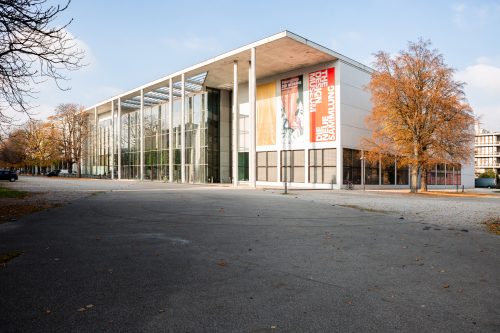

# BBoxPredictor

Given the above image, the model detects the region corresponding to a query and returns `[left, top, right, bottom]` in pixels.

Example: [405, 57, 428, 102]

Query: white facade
[83, 31, 474, 189]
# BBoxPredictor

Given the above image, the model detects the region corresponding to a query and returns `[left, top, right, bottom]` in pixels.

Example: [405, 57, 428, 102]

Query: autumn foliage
[0, 104, 89, 175]
[364, 39, 475, 192]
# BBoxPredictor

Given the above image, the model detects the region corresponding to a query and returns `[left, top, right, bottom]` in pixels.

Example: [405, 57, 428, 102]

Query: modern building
[474, 125, 500, 177]
[83, 31, 474, 189]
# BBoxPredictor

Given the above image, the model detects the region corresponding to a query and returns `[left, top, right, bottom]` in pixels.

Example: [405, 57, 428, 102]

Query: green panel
[238, 152, 249, 181]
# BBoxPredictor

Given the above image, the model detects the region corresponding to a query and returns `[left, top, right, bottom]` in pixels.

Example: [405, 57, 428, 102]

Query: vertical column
[140, 89, 145, 181]
[94, 107, 97, 175]
[232, 61, 239, 187]
[444, 164, 447, 185]
[394, 157, 397, 185]
[249, 47, 257, 188]
[181, 73, 186, 183]
[169, 78, 174, 183]
[110, 100, 115, 180]
[117, 98, 122, 180]
[361, 151, 365, 190]
[379, 156, 382, 185]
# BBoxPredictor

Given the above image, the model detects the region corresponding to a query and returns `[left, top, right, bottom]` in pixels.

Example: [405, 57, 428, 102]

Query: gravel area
[281, 188, 500, 230]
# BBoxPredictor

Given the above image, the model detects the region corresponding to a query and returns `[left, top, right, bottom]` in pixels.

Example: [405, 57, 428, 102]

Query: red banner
[309, 67, 336, 142]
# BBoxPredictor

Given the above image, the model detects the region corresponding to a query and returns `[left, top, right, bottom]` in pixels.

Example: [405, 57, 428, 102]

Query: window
[281, 150, 305, 183]
[365, 159, 379, 185]
[381, 161, 395, 185]
[309, 148, 337, 184]
[343, 148, 361, 184]
[436, 164, 446, 185]
[257, 151, 277, 182]
[238, 152, 249, 181]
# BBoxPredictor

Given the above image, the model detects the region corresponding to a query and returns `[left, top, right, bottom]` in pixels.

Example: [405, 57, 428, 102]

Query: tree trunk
[420, 168, 428, 192]
[77, 161, 81, 178]
[410, 165, 419, 193]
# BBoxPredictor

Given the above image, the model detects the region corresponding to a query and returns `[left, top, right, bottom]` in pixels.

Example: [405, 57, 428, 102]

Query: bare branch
[0, 0, 85, 127]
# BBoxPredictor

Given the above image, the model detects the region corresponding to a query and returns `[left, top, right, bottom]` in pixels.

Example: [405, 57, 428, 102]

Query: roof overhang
[86, 31, 372, 114]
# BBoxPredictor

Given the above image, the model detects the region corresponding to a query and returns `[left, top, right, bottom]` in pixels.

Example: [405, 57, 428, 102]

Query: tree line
[0, 104, 89, 176]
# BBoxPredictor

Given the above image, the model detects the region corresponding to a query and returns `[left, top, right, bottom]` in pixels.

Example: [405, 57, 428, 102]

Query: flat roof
[85, 31, 373, 113]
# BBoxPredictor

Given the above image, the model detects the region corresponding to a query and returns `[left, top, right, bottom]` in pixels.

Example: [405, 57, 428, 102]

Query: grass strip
[0, 186, 28, 199]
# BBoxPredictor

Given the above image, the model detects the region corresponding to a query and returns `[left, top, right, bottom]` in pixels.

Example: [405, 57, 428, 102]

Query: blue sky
[30, 0, 500, 131]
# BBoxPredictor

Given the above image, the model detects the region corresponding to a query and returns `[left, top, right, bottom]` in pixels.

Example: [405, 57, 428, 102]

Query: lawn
[0, 186, 28, 199]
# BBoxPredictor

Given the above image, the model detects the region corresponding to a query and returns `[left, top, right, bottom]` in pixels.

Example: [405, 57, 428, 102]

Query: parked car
[59, 169, 77, 176]
[0, 170, 18, 182]
[47, 170, 60, 177]
[475, 177, 497, 188]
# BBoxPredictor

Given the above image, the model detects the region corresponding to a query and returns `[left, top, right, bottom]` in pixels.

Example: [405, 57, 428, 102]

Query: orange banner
[309, 68, 336, 142]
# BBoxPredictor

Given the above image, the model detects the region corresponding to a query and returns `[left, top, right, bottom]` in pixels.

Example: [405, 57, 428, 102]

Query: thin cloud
[451, 2, 498, 28]
[456, 60, 500, 131]
[457, 62, 500, 94]
[452, 3, 466, 25]
[162, 35, 220, 52]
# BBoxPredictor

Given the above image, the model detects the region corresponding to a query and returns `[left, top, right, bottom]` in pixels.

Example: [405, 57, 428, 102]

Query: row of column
[94, 47, 257, 187]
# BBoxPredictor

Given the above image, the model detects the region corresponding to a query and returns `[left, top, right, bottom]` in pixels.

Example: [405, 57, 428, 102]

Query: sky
[18, 0, 500, 131]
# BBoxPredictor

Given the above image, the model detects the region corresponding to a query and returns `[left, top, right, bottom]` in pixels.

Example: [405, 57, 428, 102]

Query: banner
[256, 82, 277, 146]
[280, 75, 304, 145]
[309, 68, 336, 142]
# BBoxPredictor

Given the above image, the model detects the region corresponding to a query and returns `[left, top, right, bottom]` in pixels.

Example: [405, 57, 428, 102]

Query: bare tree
[0, 0, 84, 127]
[51, 103, 89, 177]
[363, 39, 475, 192]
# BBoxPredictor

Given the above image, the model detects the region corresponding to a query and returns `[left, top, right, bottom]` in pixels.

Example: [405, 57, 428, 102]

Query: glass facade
[206, 88, 221, 183]
[381, 161, 396, 185]
[342, 148, 461, 186]
[396, 165, 409, 185]
[184, 88, 220, 183]
[426, 164, 461, 185]
[121, 107, 141, 179]
[365, 159, 379, 185]
[343, 148, 362, 184]
[143, 104, 169, 181]
[97, 116, 112, 176]
[91, 88, 221, 183]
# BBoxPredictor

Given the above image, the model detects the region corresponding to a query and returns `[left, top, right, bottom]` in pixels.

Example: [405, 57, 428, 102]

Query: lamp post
[360, 153, 366, 191]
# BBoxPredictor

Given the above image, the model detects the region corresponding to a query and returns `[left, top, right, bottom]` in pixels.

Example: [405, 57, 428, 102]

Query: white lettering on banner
[309, 70, 328, 109]
[309, 68, 336, 142]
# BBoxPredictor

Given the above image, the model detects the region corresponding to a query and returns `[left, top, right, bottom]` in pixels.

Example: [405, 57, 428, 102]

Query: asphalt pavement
[0, 178, 499, 332]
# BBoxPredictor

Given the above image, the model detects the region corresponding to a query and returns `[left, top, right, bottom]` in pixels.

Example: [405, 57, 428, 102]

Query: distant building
[82, 31, 475, 188]
[474, 124, 500, 177]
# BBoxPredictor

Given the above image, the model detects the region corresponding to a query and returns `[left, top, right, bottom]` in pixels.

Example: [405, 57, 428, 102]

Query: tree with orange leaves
[364, 39, 475, 193]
